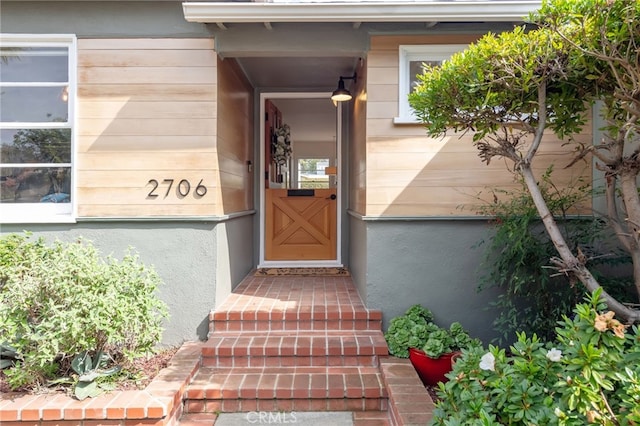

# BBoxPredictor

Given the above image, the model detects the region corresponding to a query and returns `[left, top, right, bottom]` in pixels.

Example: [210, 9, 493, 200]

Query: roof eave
[182, 1, 542, 24]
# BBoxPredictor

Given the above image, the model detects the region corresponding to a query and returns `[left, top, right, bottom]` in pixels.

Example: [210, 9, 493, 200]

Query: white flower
[479, 352, 495, 371]
[546, 348, 563, 362]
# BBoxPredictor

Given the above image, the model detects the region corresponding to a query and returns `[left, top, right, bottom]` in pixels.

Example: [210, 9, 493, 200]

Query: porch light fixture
[331, 73, 357, 102]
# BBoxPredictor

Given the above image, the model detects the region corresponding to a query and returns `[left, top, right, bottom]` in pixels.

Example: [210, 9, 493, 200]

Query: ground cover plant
[384, 304, 481, 358]
[0, 233, 169, 399]
[430, 289, 640, 425]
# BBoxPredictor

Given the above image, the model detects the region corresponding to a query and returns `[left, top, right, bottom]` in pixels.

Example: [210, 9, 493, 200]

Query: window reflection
[0, 87, 69, 122]
[1, 167, 71, 203]
[298, 158, 330, 189]
[409, 60, 440, 93]
[1, 129, 72, 163]
[0, 47, 68, 82]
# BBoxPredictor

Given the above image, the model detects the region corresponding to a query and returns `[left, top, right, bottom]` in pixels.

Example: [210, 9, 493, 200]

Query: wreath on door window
[272, 124, 292, 166]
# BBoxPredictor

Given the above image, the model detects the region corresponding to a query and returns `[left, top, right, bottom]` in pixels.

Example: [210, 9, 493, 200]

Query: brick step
[184, 366, 388, 414]
[210, 318, 382, 333]
[201, 330, 388, 368]
[209, 308, 382, 333]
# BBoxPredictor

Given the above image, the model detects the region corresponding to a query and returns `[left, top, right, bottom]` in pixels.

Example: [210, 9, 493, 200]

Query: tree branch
[523, 85, 547, 166]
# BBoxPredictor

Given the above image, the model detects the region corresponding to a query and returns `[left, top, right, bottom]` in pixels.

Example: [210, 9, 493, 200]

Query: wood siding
[349, 59, 368, 216]
[365, 35, 593, 217]
[77, 38, 253, 218]
[216, 57, 254, 215]
[77, 38, 217, 217]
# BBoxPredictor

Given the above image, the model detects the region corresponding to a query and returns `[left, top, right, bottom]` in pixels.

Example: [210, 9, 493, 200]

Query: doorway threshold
[258, 260, 344, 269]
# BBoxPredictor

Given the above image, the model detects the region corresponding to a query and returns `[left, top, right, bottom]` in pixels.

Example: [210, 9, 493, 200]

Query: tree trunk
[520, 164, 640, 323]
[619, 169, 640, 300]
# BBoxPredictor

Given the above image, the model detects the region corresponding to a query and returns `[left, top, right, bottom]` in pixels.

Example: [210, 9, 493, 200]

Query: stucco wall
[0, 221, 252, 346]
[215, 214, 256, 306]
[348, 214, 368, 301]
[0, 1, 207, 37]
[363, 219, 503, 344]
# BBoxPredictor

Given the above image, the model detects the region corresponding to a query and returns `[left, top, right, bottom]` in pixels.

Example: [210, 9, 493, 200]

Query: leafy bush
[384, 304, 481, 358]
[475, 169, 633, 345]
[0, 233, 169, 391]
[431, 289, 640, 425]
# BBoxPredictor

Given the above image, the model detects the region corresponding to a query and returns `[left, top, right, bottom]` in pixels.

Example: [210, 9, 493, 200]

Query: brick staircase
[181, 274, 392, 422]
[0, 273, 435, 426]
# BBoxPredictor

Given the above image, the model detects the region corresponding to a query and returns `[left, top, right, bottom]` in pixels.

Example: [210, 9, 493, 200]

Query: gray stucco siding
[361, 218, 502, 344]
[0, 1, 209, 38]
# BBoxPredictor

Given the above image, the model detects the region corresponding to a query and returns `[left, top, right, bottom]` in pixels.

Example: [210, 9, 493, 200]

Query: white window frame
[0, 34, 77, 223]
[395, 44, 468, 124]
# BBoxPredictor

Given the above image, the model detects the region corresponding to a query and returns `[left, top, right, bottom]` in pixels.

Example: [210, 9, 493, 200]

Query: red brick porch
[0, 272, 435, 425]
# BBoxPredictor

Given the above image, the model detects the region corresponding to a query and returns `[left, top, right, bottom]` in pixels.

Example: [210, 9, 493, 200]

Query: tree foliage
[409, 0, 640, 323]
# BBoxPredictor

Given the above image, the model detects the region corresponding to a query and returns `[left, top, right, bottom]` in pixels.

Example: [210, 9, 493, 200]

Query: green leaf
[74, 380, 102, 400]
[71, 351, 93, 375]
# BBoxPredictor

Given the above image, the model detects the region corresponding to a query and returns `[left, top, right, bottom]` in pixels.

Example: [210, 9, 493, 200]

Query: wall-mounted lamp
[331, 73, 357, 102]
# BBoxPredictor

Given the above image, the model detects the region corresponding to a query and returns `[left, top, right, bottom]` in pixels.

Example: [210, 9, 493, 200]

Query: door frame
[258, 91, 343, 268]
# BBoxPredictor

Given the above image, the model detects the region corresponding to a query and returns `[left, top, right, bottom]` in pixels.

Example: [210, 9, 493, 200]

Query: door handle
[327, 194, 337, 200]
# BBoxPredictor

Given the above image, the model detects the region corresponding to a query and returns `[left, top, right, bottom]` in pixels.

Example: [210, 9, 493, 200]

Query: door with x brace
[265, 188, 337, 261]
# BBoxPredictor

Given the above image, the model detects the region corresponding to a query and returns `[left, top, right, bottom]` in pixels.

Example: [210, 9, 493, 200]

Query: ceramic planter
[408, 347, 461, 386]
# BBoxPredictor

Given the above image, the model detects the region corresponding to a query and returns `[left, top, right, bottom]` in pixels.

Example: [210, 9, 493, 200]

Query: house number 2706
[146, 179, 207, 199]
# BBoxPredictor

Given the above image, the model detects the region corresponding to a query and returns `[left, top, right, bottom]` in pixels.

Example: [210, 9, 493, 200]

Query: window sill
[393, 116, 422, 125]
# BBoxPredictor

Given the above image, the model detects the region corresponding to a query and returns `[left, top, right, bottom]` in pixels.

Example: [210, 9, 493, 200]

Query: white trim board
[183, 1, 542, 24]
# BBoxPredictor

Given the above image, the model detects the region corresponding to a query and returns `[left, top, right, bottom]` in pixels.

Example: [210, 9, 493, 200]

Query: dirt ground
[0, 346, 179, 395]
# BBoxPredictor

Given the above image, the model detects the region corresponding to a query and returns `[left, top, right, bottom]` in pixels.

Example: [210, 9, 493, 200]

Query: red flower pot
[408, 348, 461, 386]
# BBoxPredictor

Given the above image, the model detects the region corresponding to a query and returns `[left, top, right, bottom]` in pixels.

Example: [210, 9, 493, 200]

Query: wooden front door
[265, 188, 337, 260]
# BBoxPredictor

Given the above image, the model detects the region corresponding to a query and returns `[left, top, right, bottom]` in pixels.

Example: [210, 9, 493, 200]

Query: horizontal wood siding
[349, 59, 368, 216]
[216, 57, 254, 214]
[366, 35, 593, 217]
[77, 38, 218, 217]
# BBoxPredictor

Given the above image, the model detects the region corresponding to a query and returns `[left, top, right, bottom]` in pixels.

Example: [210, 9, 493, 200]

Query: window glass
[397, 45, 468, 122]
[298, 158, 330, 189]
[0, 48, 69, 82]
[0, 87, 69, 122]
[408, 60, 439, 96]
[1, 166, 71, 203]
[0, 35, 75, 220]
[1, 129, 72, 163]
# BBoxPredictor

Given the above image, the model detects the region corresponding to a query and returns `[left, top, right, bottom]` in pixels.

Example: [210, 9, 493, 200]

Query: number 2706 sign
[146, 179, 207, 199]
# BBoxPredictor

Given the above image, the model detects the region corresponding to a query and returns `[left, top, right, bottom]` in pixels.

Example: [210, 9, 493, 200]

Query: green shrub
[0, 233, 169, 391]
[475, 169, 633, 345]
[431, 289, 640, 425]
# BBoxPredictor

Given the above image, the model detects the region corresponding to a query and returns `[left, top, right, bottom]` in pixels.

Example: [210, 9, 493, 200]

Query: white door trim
[258, 92, 343, 268]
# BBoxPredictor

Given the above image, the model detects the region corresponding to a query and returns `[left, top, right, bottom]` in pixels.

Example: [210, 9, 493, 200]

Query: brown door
[265, 188, 337, 260]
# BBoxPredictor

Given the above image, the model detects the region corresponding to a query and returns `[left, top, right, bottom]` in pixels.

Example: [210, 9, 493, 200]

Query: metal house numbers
[146, 179, 207, 199]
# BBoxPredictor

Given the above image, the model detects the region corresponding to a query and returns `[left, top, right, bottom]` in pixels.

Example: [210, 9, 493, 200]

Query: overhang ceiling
[234, 56, 359, 91]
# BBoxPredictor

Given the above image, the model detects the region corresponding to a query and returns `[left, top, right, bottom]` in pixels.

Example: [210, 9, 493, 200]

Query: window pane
[0, 87, 69, 122]
[1, 129, 71, 163]
[298, 158, 329, 189]
[409, 60, 440, 93]
[1, 166, 71, 203]
[0, 47, 69, 82]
